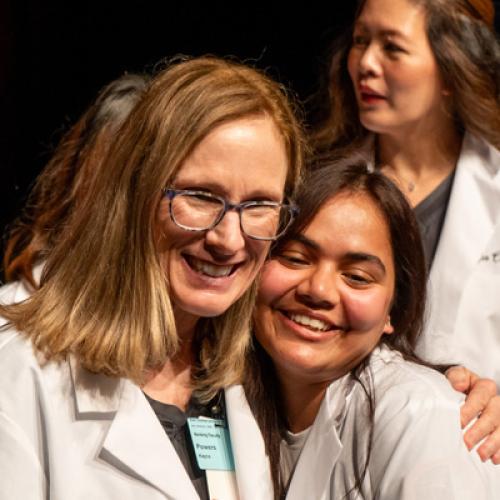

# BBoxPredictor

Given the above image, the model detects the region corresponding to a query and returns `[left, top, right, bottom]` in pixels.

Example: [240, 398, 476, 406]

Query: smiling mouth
[282, 311, 335, 333]
[185, 255, 239, 278]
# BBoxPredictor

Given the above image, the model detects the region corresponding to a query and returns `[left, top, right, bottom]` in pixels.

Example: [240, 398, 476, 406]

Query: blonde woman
[0, 56, 305, 500]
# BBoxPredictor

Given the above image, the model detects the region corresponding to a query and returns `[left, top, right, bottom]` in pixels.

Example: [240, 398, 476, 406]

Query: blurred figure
[2, 73, 149, 297]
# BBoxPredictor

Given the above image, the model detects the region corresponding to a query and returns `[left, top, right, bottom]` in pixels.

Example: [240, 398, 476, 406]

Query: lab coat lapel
[225, 385, 274, 500]
[70, 359, 200, 500]
[425, 133, 500, 353]
[285, 379, 349, 500]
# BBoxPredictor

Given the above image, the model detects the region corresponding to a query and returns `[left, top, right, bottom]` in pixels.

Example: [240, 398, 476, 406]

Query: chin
[359, 113, 393, 135]
[175, 293, 240, 319]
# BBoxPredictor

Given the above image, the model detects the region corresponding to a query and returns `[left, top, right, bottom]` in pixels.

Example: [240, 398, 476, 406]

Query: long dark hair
[244, 158, 451, 498]
[311, 0, 500, 156]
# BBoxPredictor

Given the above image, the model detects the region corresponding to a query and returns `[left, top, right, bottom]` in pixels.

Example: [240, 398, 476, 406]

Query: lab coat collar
[69, 358, 200, 500]
[285, 375, 355, 500]
[225, 385, 274, 500]
[427, 133, 500, 338]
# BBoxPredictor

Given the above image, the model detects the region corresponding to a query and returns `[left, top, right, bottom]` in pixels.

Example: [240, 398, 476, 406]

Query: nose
[204, 211, 246, 256]
[295, 263, 339, 310]
[357, 43, 382, 78]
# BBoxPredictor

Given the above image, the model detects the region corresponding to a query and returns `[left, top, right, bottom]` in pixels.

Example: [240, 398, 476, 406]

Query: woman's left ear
[383, 316, 394, 335]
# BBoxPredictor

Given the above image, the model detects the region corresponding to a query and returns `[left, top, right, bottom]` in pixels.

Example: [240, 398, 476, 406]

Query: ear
[383, 315, 394, 335]
[441, 88, 452, 97]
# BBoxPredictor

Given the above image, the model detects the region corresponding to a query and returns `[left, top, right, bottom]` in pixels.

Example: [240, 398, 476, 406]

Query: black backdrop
[0, 2, 356, 267]
[1, 2, 499, 272]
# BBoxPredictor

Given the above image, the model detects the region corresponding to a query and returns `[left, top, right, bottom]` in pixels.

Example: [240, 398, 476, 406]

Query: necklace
[382, 165, 417, 193]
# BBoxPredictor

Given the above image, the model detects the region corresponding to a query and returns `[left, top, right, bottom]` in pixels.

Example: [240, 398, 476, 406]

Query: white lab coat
[285, 346, 498, 500]
[0, 328, 274, 500]
[0, 263, 43, 305]
[416, 133, 500, 388]
[365, 132, 500, 387]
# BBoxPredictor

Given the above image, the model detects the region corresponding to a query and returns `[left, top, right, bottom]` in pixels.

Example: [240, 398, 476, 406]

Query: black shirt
[145, 394, 214, 500]
[414, 171, 455, 273]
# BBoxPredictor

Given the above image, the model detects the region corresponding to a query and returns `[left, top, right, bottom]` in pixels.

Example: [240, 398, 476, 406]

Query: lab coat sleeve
[0, 331, 47, 500]
[0, 411, 46, 500]
[369, 378, 495, 500]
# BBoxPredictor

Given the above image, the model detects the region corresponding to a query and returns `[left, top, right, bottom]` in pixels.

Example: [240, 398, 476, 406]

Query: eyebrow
[290, 235, 387, 274]
[172, 181, 282, 202]
[344, 252, 387, 274]
[291, 234, 321, 251]
[354, 22, 408, 41]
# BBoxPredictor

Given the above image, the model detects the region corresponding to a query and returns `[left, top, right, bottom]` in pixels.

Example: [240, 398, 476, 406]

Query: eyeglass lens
[170, 192, 291, 239]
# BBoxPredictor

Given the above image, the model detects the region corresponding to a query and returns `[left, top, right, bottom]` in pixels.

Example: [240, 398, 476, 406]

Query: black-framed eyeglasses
[163, 188, 298, 241]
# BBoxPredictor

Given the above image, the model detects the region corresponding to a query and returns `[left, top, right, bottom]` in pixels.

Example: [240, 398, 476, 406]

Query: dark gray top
[145, 393, 219, 500]
[414, 171, 455, 273]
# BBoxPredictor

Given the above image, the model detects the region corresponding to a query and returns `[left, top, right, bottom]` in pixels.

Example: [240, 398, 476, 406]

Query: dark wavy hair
[3, 73, 150, 288]
[312, 0, 500, 156]
[244, 158, 451, 499]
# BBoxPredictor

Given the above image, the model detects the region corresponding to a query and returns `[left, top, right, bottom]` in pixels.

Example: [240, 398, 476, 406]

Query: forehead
[303, 192, 393, 260]
[356, 0, 427, 37]
[174, 115, 288, 198]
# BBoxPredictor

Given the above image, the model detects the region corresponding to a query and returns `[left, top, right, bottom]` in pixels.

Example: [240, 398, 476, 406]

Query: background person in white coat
[311, 0, 500, 394]
[247, 161, 499, 499]
[0, 73, 150, 305]
[0, 56, 305, 500]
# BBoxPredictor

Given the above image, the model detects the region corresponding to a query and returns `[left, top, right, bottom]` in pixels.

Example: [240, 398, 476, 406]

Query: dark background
[0, 2, 356, 265]
[2, 2, 500, 270]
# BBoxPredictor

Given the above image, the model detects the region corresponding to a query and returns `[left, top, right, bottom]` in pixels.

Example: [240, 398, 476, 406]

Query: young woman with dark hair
[245, 160, 499, 499]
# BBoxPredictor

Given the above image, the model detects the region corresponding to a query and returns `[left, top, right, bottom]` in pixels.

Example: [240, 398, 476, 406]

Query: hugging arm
[446, 366, 500, 464]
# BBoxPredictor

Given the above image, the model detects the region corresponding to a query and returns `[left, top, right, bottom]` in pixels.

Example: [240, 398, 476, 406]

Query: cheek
[343, 289, 392, 330]
[250, 241, 272, 268]
[257, 261, 294, 303]
[391, 62, 440, 100]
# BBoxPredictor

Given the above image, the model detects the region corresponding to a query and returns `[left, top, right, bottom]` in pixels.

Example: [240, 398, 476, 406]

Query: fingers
[463, 395, 500, 463]
[459, 378, 497, 428]
[446, 366, 476, 394]
[476, 424, 500, 463]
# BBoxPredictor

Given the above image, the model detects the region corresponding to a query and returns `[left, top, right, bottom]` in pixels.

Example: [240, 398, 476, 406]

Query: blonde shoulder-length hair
[0, 56, 306, 398]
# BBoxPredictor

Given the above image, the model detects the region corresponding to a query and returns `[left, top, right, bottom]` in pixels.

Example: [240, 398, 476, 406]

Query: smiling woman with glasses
[0, 56, 305, 500]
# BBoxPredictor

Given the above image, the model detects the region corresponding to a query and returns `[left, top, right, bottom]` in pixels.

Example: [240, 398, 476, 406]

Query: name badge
[187, 417, 235, 471]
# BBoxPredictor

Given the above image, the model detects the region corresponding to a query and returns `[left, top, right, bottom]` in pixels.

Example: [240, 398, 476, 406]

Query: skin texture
[156, 116, 288, 337]
[255, 192, 395, 431]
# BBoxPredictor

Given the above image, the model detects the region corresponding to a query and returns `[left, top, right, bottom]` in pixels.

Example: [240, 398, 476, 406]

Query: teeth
[289, 313, 331, 332]
[190, 257, 233, 277]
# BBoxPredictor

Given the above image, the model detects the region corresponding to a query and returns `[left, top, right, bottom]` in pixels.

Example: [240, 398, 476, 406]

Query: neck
[142, 314, 199, 411]
[277, 370, 330, 433]
[377, 124, 462, 205]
